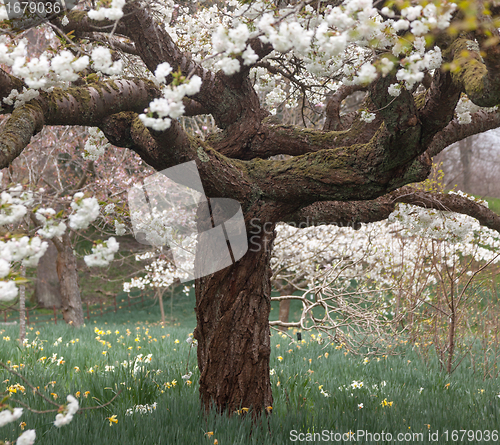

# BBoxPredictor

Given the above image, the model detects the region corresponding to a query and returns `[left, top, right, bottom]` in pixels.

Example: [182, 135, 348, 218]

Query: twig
[0, 361, 59, 407]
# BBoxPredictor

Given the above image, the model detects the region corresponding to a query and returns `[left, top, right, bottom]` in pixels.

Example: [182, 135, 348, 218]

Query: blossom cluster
[91, 47, 123, 76]
[0, 177, 48, 301]
[54, 395, 79, 427]
[139, 62, 202, 131]
[0, 393, 78, 444]
[455, 96, 498, 125]
[84, 237, 120, 267]
[0, 36, 123, 109]
[68, 192, 100, 230]
[83, 127, 111, 161]
[0, 38, 89, 93]
[88, 0, 125, 21]
[35, 208, 67, 239]
[0, 178, 118, 300]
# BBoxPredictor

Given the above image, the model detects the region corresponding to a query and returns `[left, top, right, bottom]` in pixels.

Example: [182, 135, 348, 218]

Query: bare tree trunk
[54, 233, 84, 327]
[158, 287, 165, 325]
[19, 265, 26, 345]
[277, 283, 295, 332]
[278, 299, 291, 332]
[459, 137, 473, 193]
[447, 300, 456, 374]
[194, 227, 275, 416]
[35, 239, 62, 308]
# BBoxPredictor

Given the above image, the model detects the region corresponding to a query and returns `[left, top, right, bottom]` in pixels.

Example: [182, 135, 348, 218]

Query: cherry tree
[2, 0, 500, 416]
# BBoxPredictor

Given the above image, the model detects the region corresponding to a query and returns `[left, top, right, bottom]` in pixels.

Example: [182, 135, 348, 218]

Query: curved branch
[323, 84, 366, 131]
[0, 78, 160, 169]
[448, 38, 500, 107]
[99, 111, 252, 201]
[427, 109, 500, 158]
[418, 68, 462, 147]
[233, 111, 380, 160]
[392, 188, 500, 233]
[0, 103, 44, 169]
[183, 98, 209, 117]
[0, 68, 24, 112]
[285, 186, 500, 234]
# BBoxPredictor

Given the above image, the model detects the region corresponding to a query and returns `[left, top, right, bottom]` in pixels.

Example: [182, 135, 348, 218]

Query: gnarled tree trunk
[194, 226, 275, 416]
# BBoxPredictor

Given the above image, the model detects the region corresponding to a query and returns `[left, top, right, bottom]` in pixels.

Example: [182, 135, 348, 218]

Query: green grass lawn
[1, 311, 499, 445]
[483, 196, 500, 215]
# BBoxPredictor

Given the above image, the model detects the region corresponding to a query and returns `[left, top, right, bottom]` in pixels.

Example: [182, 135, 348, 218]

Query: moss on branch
[0, 103, 44, 169]
[448, 38, 500, 107]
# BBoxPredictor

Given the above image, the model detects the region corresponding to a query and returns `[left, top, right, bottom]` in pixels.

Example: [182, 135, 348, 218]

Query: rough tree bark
[194, 226, 275, 416]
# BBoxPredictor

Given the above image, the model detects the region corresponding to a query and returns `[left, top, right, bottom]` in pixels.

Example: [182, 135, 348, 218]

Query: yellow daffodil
[106, 415, 118, 426]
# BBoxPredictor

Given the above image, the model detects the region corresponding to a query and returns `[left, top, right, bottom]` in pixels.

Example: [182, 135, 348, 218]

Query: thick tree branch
[0, 68, 24, 112]
[182, 98, 209, 117]
[0, 78, 160, 169]
[418, 68, 462, 147]
[427, 109, 500, 158]
[42, 79, 160, 126]
[392, 188, 500, 233]
[232, 108, 382, 160]
[323, 85, 366, 131]
[448, 37, 500, 107]
[368, 74, 423, 170]
[286, 186, 500, 234]
[0, 103, 44, 169]
[99, 111, 252, 201]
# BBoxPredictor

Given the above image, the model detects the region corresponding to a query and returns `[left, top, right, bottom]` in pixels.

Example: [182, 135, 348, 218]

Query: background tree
[3, 0, 500, 417]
